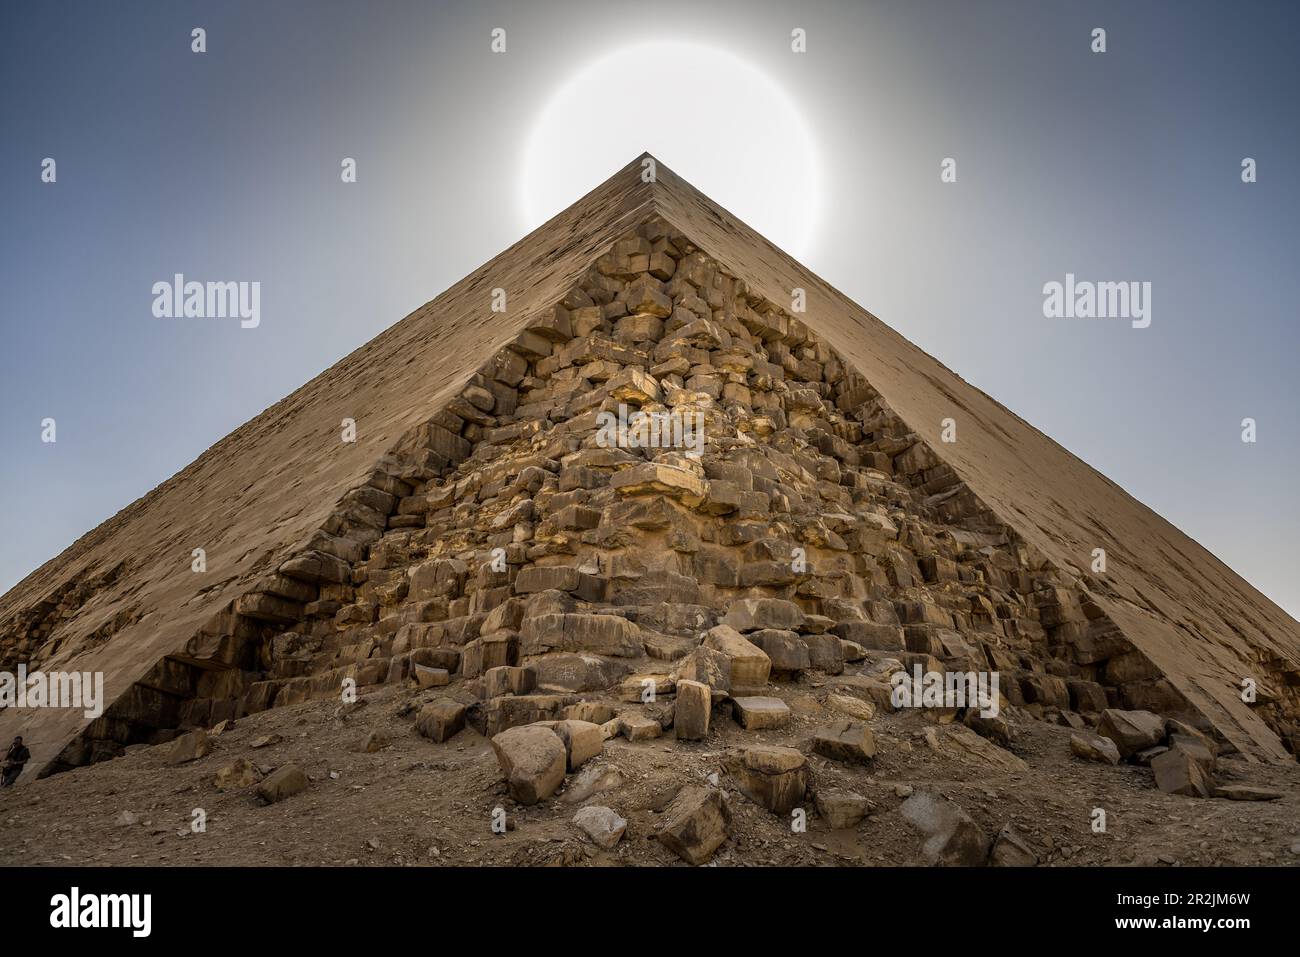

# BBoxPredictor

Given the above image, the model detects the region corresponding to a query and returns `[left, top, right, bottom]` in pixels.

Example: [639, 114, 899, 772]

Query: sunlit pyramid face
[520, 40, 822, 258]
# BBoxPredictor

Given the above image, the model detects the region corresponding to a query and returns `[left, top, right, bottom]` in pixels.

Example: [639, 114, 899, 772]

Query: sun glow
[520, 40, 822, 258]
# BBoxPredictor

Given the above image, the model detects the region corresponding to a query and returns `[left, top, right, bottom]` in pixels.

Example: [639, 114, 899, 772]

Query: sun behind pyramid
[1, 155, 1297, 785]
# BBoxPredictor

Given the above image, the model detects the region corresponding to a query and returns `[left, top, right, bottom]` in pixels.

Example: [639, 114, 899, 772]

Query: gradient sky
[2, 0, 1297, 618]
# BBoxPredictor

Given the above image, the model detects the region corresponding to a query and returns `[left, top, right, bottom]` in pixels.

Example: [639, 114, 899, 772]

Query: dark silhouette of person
[2, 736, 31, 787]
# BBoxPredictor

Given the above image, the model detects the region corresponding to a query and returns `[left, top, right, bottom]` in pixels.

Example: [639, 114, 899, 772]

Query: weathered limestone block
[408, 558, 468, 600]
[460, 631, 519, 677]
[895, 601, 954, 628]
[609, 462, 708, 507]
[833, 620, 905, 651]
[675, 679, 712, 740]
[236, 593, 304, 625]
[1097, 709, 1166, 758]
[412, 664, 450, 688]
[483, 665, 537, 698]
[722, 598, 805, 633]
[491, 725, 568, 804]
[702, 625, 771, 694]
[814, 789, 869, 829]
[352, 656, 387, 687]
[606, 367, 662, 404]
[520, 613, 643, 657]
[419, 422, 472, 464]
[989, 824, 1040, 867]
[551, 719, 604, 771]
[407, 643, 461, 679]
[257, 764, 309, 804]
[528, 304, 573, 342]
[469, 694, 573, 737]
[1019, 673, 1071, 710]
[483, 597, 527, 635]
[572, 805, 627, 848]
[305, 530, 367, 563]
[738, 560, 798, 587]
[619, 673, 675, 702]
[166, 728, 209, 765]
[1168, 733, 1216, 772]
[615, 312, 664, 343]
[625, 280, 673, 318]
[280, 550, 352, 585]
[727, 746, 808, 814]
[1212, 784, 1284, 801]
[490, 347, 530, 386]
[812, 719, 876, 764]
[1067, 679, 1109, 714]
[415, 699, 467, 742]
[618, 711, 663, 741]
[748, 630, 810, 675]
[213, 757, 262, 791]
[826, 693, 875, 722]
[731, 696, 791, 730]
[550, 505, 603, 532]
[900, 791, 990, 866]
[562, 702, 618, 727]
[1070, 730, 1121, 765]
[803, 632, 844, 674]
[919, 555, 958, 583]
[528, 652, 629, 692]
[656, 786, 731, 865]
[515, 565, 601, 599]
[1151, 747, 1213, 798]
[674, 646, 731, 695]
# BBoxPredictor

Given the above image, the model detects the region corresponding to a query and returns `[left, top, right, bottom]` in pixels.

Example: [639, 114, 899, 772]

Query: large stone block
[675, 679, 712, 741]
[415, 699, 467, 742]
[520, 613, 643, 657]
[748, 630, 810, 675]
[702, 625, 771, 693]
[727, 746, 808, 814]
[514, 565, 604, 602]
[257, 764, 309, 804]
[1151, 747, 1213, 798]
[1097, 709, 1166, 758]
[470, 694, 572, 737]
[731, 696, 791, 730]
[722, 598, 805, 633]
[812, 719, 876, 764]
[460, 631, 520, 677]
[814, 789, 869, 829]
[551, 719, 604, 771]
[900, 791, 990, 866]
[491, 725, 567, 804]
[527, 653, 626, 693]
[609, 463, 708, 506]
[656, 786, 731, 865]
[674, 646, 731, 695]
[803, 632, 844, 674]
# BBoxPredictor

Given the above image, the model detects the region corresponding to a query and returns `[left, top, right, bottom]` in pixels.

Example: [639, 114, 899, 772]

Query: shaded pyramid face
[2, 155, 1298, 783]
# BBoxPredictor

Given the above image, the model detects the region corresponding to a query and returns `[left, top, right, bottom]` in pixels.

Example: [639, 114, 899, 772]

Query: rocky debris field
[3, 677, 1297, 868]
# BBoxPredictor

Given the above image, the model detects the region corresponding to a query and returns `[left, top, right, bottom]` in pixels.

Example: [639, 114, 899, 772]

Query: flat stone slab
[1212, 784, 1283, 801]
[731, 696, 790, 730]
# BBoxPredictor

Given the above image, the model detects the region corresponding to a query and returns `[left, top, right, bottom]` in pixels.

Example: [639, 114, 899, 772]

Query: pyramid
[2, 154, 1298, 787]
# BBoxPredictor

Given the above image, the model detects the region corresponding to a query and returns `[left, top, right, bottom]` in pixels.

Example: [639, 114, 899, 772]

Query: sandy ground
[3, 676, 1296, 868]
